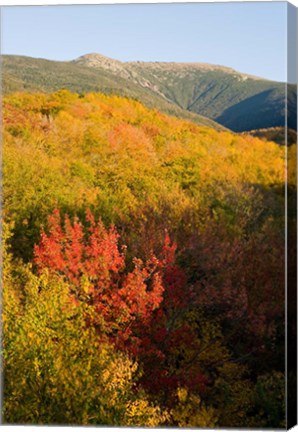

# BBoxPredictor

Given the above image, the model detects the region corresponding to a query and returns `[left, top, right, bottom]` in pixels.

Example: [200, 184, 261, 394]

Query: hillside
[3, 89, 289, 260]
[3, 90, 293, 427]
[124, 60, 296, 132]
[2, 53, 297, 132]
[1, 55, 224, 131]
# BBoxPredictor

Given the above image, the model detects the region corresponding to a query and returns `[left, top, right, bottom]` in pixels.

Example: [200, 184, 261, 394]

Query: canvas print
[1, 1, 297, 428]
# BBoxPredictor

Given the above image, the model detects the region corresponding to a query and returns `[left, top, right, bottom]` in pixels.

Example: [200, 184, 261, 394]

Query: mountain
[2, 53, 297, 132]
[1, 55, 224, 131]
[75, 54, 297, 133]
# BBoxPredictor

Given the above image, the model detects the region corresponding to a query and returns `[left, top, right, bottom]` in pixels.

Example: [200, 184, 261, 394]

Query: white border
[0, 0, 297, 6]
[0, 1, 297, 432]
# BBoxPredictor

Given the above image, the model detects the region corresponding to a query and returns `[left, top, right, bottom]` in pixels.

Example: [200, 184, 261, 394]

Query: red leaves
[34, 209, 67, 274]
[119, 257, 164, 321]
[34, 208, 208, 399]
[34, 208, 125, 288]
[34, 208, 165, 345]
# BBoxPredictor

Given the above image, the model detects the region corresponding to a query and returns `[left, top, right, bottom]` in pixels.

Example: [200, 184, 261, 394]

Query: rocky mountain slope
[3, 53, 297, 132]
[2, 54, 225, 130]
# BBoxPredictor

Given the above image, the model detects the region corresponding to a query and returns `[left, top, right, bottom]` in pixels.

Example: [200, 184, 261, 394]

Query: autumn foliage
[3, 90, 292, 427]
[34, 208, 165, 347]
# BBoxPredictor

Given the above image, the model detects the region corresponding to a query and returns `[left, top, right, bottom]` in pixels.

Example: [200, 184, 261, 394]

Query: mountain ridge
[74, 52, 269, 81]
[2, 53, 297, 132]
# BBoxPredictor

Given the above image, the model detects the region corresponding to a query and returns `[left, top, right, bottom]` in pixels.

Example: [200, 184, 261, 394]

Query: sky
[1, 2, 288, 82]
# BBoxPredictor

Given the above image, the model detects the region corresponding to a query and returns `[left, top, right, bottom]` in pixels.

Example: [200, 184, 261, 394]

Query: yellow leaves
[2, 88, 290, 428]
[80, 275, 92, 295]
[177, 387, 188, 403]
[3, 252, 168, 425]
[33, 358, 41, 378]
[55, 110, 86, 153]
[108, 124, 157, 169]
[102, 355, 137, 394]
[172, 387, 218, 428]
[125, 399, 169, 427]
[3, 90, 286, 251]
[3, 260, 149, 425]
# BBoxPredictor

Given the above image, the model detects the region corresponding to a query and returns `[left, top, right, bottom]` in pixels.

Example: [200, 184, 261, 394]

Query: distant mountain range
[2, 53, 297, 132]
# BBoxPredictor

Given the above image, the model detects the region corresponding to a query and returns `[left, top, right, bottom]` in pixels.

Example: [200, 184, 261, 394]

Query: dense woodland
[2, 90, 295, 427]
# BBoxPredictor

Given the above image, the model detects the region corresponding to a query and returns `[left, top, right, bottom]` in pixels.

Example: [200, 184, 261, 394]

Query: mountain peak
[75, 52, 118, 62]
[74, 52, 123, 65]
[73, 52, 128, 75]
[74, 53, 263, 81]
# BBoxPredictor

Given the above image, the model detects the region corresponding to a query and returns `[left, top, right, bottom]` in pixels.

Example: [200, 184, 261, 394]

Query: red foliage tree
[34, 209, 207, 401]
[34, 209, 165, 344]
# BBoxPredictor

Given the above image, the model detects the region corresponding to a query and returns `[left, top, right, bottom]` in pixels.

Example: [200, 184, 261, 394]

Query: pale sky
[1, 2, 289, 82]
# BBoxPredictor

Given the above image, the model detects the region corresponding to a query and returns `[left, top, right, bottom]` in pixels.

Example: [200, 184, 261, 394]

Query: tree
[34, 209, 165, 347]
[3, 230, 167, 426]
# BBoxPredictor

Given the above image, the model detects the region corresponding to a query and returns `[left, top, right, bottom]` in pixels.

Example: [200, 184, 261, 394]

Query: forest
[2, 90, 295, 427]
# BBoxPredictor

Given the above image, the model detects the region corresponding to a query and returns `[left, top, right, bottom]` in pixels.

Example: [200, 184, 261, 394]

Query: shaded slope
[126, 61, 296, 131]
[216, 88, 288, 132]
